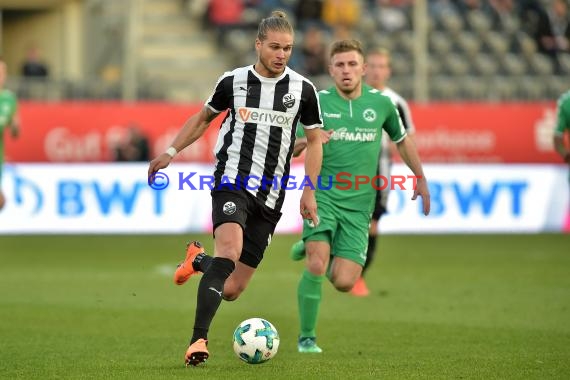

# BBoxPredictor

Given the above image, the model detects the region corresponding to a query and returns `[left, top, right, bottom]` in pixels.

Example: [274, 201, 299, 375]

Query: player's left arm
[396, 137, 430, 215]
[384, 99, 430, 216]
[390, 98, 415, 155]
[293, 129, 333, 157]
[293, 126, 308, 157]
[298, 83, 324, 226]
[301, 127, 322, 225]
[396, 98, 415, 138]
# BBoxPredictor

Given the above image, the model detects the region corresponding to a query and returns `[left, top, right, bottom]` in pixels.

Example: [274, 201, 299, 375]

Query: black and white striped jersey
[206, 65, 322, 211]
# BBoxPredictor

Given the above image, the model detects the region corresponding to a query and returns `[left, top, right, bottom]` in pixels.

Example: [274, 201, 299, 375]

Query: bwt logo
[147, 172, 422, 191]
[5, 167, 167, 217]
[57, 180, 165, 216]
[5, 167, 43, 214]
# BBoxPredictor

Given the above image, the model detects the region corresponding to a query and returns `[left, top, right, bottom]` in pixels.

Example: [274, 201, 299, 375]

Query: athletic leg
[190, 222, 240, 342]
[297, 239, 329, 353]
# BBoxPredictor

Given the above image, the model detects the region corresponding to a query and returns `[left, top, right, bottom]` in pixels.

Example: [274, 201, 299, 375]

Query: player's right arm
[382, 96, 430, 216]
[147, 106, 219, 177]
[148, 72, 231, 177]
[168, 106, 219, 154]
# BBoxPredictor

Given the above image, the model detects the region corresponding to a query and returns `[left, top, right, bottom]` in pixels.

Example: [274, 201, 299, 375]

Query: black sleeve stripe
[299, 80, 322, 127]
[395, 103, 411, 131]
[208, 74, 233, 112]
[236, 71, 262, 181]
[257, 75, 289, 204]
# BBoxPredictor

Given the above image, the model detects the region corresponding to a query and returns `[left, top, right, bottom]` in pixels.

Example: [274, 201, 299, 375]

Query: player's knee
[305, 248, 329, 275]
[214, 225, 243, 261]
[222, 292, 240, 301]
[306, 258, 327, 276]
[330, 273, 357, 292]
[332, 280, 353, 293]
[216, 243, 241, 262]
[223, 283, 244, 301]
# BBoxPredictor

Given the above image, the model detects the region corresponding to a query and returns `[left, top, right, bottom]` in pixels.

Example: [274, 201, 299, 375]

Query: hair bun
[271, 10, 287, 19]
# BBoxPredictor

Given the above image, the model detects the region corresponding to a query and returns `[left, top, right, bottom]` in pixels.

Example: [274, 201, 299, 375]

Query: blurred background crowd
[1, 0, 569, 102]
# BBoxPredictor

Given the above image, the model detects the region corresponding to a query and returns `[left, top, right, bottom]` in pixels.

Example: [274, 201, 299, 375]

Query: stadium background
[0, 1, 569, 379]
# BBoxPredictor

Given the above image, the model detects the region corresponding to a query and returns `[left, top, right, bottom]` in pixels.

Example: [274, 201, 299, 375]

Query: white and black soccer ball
[232, 317, 280, 364]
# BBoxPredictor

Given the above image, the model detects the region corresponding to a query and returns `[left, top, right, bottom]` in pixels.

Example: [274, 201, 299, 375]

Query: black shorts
[372, 190, 387, 221]
[372, 154, 392, 221]
[211, 188, 282, 268]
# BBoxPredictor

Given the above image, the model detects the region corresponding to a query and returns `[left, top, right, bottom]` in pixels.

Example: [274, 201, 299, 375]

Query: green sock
[298, 269, 324, 338]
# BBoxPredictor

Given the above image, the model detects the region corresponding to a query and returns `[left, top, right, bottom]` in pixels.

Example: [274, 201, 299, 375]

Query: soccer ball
[232, 317, 280, 364]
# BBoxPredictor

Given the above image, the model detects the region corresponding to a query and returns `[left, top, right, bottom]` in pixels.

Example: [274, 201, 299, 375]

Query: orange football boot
[173, 241, 205, 285]
[350, 277, 370, 297]
[185, 338, 209, 366]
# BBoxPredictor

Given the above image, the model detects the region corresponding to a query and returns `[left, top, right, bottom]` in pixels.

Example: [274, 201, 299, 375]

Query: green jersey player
[554, 90, 570, 171]
[291, 40, 430, 353]
[0, 57, 20, 211]
[553, 90, 570, 231]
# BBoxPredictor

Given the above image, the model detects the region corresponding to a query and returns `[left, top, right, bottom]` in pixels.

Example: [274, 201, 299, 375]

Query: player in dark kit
[147, 11, 323, 366]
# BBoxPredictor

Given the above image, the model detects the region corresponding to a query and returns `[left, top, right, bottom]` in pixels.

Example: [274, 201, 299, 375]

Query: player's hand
[412, 176, 431, 216]
[320, 129, 333, 144]
[300, 189, 319, 227]
[10, 126, 19, 138]
[147, 153, 172, 184]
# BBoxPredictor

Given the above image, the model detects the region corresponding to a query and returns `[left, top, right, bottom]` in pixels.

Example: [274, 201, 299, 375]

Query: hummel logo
[208, 287, 222, 297]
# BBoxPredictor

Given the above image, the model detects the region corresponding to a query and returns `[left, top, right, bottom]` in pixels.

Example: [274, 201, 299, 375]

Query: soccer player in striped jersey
[291, 40, 430, 353]
[350, 47, 418, 296]
[147, 11, 323, 366]
[0, 57, 20, 211]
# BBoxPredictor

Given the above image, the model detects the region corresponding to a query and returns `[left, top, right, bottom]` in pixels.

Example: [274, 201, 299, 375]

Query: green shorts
[302, 202, 370, 266]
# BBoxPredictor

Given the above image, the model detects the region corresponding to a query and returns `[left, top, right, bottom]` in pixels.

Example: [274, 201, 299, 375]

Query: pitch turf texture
[0, 234, 568, 379]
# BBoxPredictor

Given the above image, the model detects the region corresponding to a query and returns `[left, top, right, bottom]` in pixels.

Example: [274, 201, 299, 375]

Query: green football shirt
[555, 90, 570, 135]
[0, 89, 18, 164]
[313, 84, 406, 212]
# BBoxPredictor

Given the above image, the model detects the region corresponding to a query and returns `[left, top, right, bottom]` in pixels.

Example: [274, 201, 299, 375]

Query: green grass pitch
[0, 233, 569, 379]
